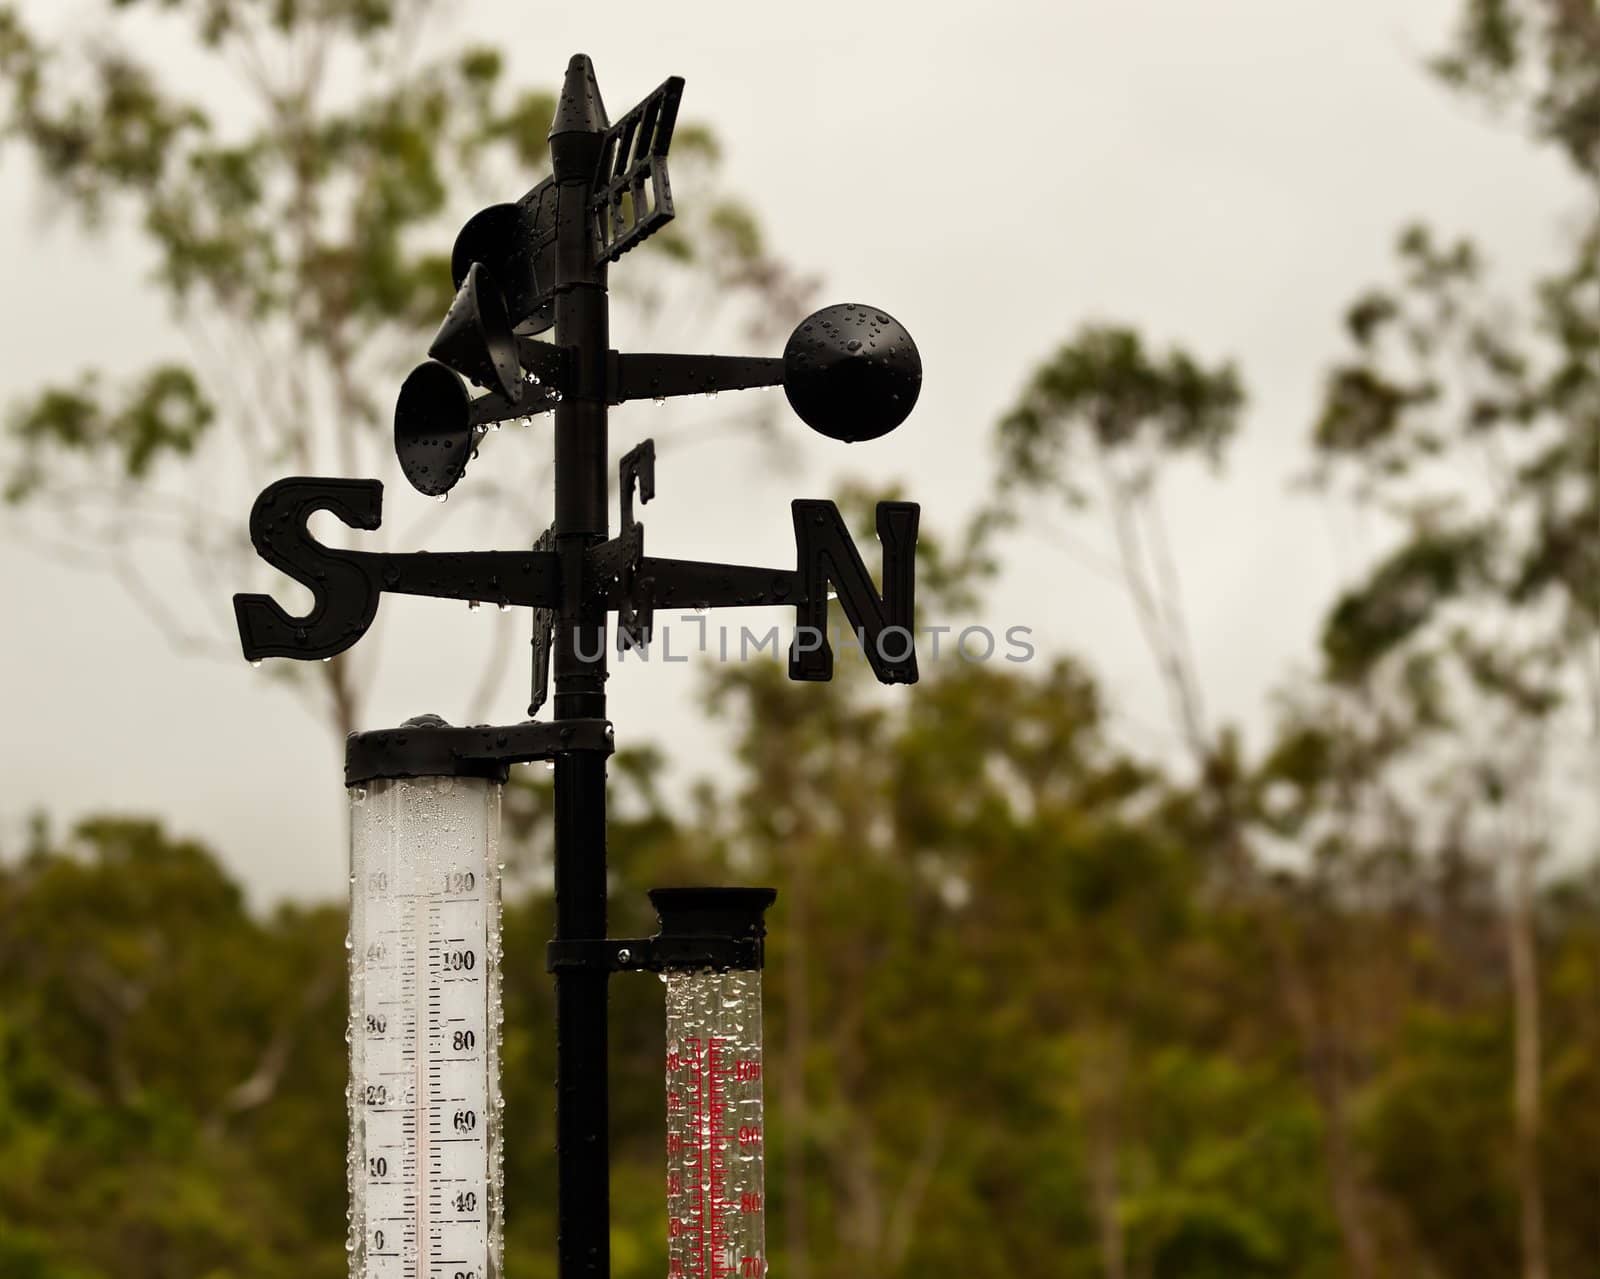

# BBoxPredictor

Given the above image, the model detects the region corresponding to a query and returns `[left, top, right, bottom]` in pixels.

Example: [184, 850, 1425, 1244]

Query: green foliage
[0, 0, 559, 500]
[997, 324, 1245, 504]
[1321, 524, 1489, 683]
[0, 818, 348, 1277]
[1365, 1011, 1520, 1274]
[5, 367, 214, 502]
[1309, 213, 1597, 711]
[1432, 0, 1600, 182]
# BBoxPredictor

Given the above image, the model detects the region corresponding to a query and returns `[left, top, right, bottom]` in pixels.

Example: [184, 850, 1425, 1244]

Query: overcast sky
[0, 0, 1584, 905]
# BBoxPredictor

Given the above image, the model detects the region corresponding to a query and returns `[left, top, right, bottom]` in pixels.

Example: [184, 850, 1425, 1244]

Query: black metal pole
[549, 54, 611, 1279]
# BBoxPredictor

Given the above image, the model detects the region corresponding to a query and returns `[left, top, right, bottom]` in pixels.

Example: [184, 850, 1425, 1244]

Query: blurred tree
[0, 0, 812, 737]
[1433, 0, 1600, 183]
[1295, 6, 1599, 1276]
[984, 6, 1600, 1275]
[994, 324, 1244, 764]
[681, 634, 1352, 1279]
[0, 817, 348, 1277]
[1306, 221, 1596, 1279]
[987, 324, 1402, 1279]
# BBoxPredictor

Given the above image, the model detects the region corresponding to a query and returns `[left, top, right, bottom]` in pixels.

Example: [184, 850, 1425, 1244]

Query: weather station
[234, 54, 924, 1279]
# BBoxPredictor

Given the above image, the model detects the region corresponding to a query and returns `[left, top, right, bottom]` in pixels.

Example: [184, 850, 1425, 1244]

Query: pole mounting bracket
[345, 713, 613, 786]
[546, 887, 776, 975]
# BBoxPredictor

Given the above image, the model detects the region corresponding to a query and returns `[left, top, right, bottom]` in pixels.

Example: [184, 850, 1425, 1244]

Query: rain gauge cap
[649, 887, 777, 942]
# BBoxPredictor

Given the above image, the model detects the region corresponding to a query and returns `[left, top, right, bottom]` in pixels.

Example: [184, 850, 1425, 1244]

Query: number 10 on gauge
[348, 776, 504, 1279]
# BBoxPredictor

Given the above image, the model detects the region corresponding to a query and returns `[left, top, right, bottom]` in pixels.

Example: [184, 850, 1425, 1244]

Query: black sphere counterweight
[783, 303, 922, 442]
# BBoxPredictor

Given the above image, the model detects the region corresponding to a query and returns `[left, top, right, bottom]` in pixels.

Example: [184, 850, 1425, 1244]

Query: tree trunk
[1219, 799, 1380, 1279]
[1262, 911, 1379, 1279]
[1315, 1046, 1380, 1279]
[1081, 1032, 1128, 1279]
[1508, 837, 1548, 1279]
[1098, 474, 1380, 1278]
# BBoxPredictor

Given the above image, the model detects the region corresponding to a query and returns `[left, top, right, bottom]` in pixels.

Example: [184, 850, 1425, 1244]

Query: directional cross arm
[352, 550, 559, 610]
[236, 480, 919, 684]
[232, 476, 561, 662]
[616, 558, 802, 611]
[462, 339, 570, 428]
[579, 486, 920, 685]
[437, 345, 787, 429]
[516, 338, 571, 387]
[468, 382, 565, 429]
[609, 354, 784, 404]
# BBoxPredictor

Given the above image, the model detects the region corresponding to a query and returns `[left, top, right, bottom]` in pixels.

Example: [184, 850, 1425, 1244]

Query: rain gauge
[664, 970, 767, 1279]
[654, 891, 774, 1279]
[340, 739, 774, 1279]
[347, 772, 505, 1279]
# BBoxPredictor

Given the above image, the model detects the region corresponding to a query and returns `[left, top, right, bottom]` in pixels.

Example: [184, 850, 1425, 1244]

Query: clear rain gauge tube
[653, 888, 774, 1279]
[348, 771, 504, 1279]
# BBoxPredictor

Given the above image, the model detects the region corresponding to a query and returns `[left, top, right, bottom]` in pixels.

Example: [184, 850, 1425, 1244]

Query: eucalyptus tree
[1301, 5, 1598, 1273]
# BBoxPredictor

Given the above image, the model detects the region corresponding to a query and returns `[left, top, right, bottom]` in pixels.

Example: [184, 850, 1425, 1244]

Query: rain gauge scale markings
[665, 971, 766, 1279]
[350, 777, 504, 1279]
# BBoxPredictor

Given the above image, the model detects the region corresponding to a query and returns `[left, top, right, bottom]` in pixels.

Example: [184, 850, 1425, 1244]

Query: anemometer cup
[429, 262, 522, 401]
[451, 202, 553, 336]
[394, 360, 474, 497]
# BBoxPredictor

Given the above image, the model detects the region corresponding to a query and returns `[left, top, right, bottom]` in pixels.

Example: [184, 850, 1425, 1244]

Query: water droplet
[436, 493, 449, 503]
[498, 602, 511, 613]
[322, 656, 333, 662]
[250, 659, 263, 668]
[653, 396, 666, 406]
[468, 600, 481, 611]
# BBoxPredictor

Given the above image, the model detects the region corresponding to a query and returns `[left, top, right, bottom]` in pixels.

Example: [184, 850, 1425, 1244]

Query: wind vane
[234, 53, 923, 1279]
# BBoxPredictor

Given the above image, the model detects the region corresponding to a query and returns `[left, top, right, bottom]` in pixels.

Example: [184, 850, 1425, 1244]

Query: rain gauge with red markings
[664, 971, 767, 1279]
[644, 890, 775, 1279]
